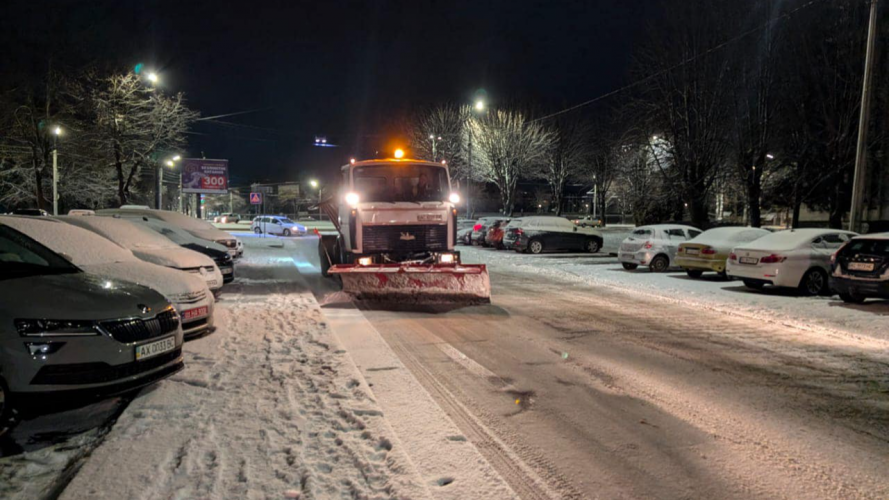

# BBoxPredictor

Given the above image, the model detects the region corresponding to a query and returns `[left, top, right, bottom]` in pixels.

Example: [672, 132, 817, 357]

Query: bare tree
[635, 0, 735, 227]
[88, 72, 198, 206]
[469, 109, 553, 216]
[406, 104, 470, 175]
[535, 116, 589, 215]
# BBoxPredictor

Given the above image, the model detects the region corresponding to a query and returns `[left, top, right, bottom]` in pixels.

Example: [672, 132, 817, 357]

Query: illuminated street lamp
[52, 126, 63, 215]
[159, 155, 182, 211]
[147, 72, 159, 84]
[309, 180, 322, 219]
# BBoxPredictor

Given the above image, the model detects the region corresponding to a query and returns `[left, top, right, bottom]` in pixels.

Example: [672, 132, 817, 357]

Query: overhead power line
[530, 0, 828, 123]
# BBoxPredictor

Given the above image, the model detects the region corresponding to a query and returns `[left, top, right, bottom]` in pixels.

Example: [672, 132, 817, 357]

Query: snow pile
[58, 245, 431, 500]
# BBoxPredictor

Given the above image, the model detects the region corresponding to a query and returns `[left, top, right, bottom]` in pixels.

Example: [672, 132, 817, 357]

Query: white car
[618, 224, 702, 272]
[251, 215, 307, 236]
[726, 228, 858, 296]
[1, 216, 215, 338]
[59, 216, 224, 294]
[97, 208, 238, 257]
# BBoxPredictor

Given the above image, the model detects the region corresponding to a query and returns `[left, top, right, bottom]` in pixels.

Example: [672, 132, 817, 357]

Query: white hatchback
[618, 224, 702, 272]
[726, 228, 858, 296]
[251, 216, 307, 236]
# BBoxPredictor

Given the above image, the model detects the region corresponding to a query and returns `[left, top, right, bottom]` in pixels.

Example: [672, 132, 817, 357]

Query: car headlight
[15, 319, 99, 337]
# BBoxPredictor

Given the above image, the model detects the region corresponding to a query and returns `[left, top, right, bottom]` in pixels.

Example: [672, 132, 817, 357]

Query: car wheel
[254, 227, 262, 234]
[622, 263, 638, 270]
[529, 239, 544, 254]
[743, 279, 765, 290]
[839, 292, 867, 304]
[799, 268, 828, 296]
[283, 229, 291, 237]
[686, 269, 704, 279]
[585, 239, 601, 253]
[649, 255, 669, 272]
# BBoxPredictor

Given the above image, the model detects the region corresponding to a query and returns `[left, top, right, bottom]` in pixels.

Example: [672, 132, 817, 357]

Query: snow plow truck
[317, 154, 491, 305]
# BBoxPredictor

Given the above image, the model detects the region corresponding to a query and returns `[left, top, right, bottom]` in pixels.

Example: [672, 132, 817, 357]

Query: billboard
[182, 159, 229, 194]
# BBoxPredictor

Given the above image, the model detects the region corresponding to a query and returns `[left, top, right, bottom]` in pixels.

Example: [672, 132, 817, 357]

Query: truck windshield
[352, 164, 449, 202]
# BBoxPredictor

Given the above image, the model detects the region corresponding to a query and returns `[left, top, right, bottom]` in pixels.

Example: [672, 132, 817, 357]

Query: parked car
[457, 218, 476, 231]
[97, 208, 238, 257]
[213, 213, 241, 223]
[618, 224, 702, 272]
[10, 208, 49, 216]
[829, 232, 889, 303]
[472, 217, 507, 246]
[485, 221, 507, 249]
[457, 227, 474, 245]
[512, 216, 604, 254]
[675, 226, 771, 278]
[60, 216, 224, 293]
[572, 215, 602, 228]
[726, 228, 857, 296]
[252, 215, 307, 236]
[104, 215, 235, 283]
[0, 222, 184, 425]
[1, 216, 215, 338]
[501, 219, 524, 250]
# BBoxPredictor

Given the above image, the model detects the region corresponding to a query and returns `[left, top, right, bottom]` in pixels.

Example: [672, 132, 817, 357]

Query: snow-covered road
[306, 242, 889, 500]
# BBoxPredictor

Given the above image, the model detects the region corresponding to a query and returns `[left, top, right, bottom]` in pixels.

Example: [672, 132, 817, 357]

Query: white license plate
[183, 306, 208, 321]
[685, 248, 700, 255]
[849, 262, 875, 271]
[136, 336, 176, 361]
[418, 214, 442, 221]
[221, 268, 233, 275]
[739, 257, 758, 265]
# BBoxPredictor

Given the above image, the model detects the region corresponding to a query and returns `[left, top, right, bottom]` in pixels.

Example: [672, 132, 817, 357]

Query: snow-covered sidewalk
[464, 246, 889, 346]
[58, 241, 431, 500]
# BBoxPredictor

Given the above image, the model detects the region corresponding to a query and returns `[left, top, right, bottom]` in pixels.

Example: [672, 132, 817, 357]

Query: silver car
[0, 224, 184, 425]
[618, 224, 702, 272]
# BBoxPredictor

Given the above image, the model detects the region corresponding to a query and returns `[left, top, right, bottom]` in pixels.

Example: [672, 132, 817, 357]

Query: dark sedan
[510, 216, 604, 254]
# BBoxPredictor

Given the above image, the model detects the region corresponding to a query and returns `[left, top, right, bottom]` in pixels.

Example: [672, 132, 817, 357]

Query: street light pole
[51, 126, 61, 215]
[849, 0, 879, 233]
[465, 99, 485, 219]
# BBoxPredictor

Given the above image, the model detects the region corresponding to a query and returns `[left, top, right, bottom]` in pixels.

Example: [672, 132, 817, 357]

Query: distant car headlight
[15, 319, 99, 337]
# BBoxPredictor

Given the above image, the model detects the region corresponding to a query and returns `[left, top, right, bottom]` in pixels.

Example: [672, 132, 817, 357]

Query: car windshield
[352, 163, 449, 202]
[0, 225, 79, 280]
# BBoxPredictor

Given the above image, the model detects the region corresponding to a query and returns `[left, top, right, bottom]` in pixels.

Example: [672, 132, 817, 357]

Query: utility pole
[849, 0, 879, 233]
[178, 173, 183, 213]
[467, 129, 472, 219]
[229, 190, 233, 213]
[156, 164, 163, 210]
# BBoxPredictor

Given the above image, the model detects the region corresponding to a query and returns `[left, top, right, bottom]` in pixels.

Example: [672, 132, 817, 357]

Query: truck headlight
[448, 193, 461, 204]
[439, 253, 456, 264]
[358, 257, 373, 266]
[345, 192, 360, 207]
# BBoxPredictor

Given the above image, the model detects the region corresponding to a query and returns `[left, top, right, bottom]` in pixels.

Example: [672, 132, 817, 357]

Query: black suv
[830, 234, 889, 303]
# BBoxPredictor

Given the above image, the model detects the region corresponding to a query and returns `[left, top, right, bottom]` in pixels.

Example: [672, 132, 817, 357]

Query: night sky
[3, 0, 657, 188]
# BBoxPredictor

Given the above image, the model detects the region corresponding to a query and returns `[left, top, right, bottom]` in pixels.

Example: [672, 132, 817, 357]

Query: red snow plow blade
[328, 263, 491, 305]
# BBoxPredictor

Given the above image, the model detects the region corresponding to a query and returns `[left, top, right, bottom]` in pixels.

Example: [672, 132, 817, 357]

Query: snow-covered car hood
[0, 273, 171, 321]
[131, 247, 216, 270]
[81, 260, 209, 298]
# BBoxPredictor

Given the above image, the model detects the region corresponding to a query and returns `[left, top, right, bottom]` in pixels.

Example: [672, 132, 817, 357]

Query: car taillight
[473, 224, 482, 231]
[729, 252, 737, 261]
[759, 254, 786, 264]
[643, 241, 653, 250]
[677, 246, 684, 253]
[701, 247, 717, 255]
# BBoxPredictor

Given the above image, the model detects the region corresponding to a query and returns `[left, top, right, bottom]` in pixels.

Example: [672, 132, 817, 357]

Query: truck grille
[100, 309, 180, 343]
[362, 224, 448, 252]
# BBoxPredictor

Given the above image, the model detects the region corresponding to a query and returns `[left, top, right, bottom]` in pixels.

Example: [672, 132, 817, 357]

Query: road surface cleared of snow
[294, 238, 889, 500]
[56, 239, 432, 500]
